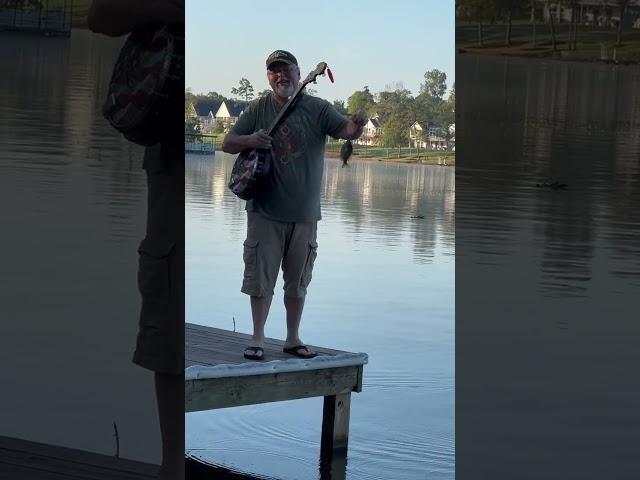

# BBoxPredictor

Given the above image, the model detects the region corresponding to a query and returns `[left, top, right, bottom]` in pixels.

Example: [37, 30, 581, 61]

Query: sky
[186, 0, 454, 103]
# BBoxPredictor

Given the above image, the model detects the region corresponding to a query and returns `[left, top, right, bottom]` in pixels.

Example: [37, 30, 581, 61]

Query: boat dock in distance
[185, 133, 215, 154]
[0, 1, 72, 37]
[186, 322, 368, 467]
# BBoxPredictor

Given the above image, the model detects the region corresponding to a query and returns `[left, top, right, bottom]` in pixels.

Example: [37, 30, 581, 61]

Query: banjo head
[103, 23, 184, 146]
[229, 149, 270, 200]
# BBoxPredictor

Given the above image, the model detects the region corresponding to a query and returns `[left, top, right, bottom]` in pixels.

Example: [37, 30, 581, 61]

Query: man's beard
[275, 82, 295, 99]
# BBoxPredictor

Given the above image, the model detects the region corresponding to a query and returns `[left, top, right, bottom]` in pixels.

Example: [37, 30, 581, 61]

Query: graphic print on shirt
[272, 120, 307, 166]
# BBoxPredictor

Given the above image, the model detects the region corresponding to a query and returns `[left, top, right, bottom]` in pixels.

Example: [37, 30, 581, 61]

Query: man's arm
[337, 111, 368, 140]
[88, 0, 184, 37]
[222, 129, 272, 154]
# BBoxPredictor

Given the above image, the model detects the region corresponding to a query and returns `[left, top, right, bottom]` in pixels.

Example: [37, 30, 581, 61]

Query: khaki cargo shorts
[132, 161, 184, 376]
[241, 212, 318, 298]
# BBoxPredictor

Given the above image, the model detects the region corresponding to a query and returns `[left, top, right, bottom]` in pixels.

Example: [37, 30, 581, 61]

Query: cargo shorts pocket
[300, 240, 318, 289]
[242, 239, 259, 291]
[137, 237, 175, 307]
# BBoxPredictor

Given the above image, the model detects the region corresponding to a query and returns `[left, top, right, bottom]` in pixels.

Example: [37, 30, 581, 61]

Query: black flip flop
[243, 346, 264, 361]
[283, 345, 317, 359]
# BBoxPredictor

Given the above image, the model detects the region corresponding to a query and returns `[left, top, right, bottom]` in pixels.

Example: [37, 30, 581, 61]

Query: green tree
[212, 121, 225, 134]
[546, 0, 557, 51]
[332, 100, 347, 115]
[420, 69, 447, 103]
[230, 78, 254, 102]
[185, 100, 196, 120]
[456, 0, 497, 46]
[257, 89, 272, 98]
[376, 88, 415, 124]
[414, 91, 437, 129]
[346, 86, 375, 114]
[205, 91, 226, 103]
[379, 115, 410, 147]
[617, 0, 630, 46]
[185, 116, 201, 135]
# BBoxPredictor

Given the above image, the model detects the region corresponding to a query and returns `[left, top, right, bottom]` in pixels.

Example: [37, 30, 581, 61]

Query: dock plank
[186, 366, 362, 411]
[0, 436, 158, 480]
[186, 323, 347, 368]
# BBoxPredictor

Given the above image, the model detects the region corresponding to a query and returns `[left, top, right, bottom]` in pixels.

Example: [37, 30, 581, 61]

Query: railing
[185, 133, 216, 154]
[0, 1, 72, 37]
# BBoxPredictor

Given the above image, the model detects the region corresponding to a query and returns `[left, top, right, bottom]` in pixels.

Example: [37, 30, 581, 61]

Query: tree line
[186, 69, 455, 148]
[456, 0, 633, 50]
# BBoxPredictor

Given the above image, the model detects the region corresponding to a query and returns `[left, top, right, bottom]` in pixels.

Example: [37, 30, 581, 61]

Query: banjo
[228, 62, 334, 200]
[103, 22, 184, 146]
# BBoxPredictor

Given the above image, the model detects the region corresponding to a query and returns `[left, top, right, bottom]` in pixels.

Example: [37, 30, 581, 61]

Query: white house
[357, 116, 382, 146]
[429, 135, 448, 150]
[538, 0, 640, 28]
[215, 100, 245, 131]
[409, 121, 427, 148]
[194, 103, 217, 130]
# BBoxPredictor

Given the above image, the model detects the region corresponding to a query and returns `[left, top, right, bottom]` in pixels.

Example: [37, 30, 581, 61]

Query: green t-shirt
[231, 92, 347, 223]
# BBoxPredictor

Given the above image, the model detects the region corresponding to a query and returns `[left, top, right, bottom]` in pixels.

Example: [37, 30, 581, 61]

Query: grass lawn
[457, 22, 640, 63]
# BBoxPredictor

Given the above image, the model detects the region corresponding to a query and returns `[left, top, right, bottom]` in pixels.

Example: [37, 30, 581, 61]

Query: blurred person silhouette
[88, 2, 184, 479]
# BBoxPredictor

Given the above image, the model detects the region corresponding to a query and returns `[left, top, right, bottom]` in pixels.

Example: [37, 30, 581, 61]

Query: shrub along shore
[208, 134, 455, 166]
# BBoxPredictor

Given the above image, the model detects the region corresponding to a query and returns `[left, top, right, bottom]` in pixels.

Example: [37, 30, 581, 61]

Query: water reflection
[457, 55, 640, 297]
[186, 153, 454, 479]
[0, 30, 158, 462]
[456, 54, 640, 478]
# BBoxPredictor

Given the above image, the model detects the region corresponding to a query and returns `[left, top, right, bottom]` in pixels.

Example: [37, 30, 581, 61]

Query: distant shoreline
[211, 148, 455, 167]
[324, 150, 455, 166]
[457, 47, 640, 67]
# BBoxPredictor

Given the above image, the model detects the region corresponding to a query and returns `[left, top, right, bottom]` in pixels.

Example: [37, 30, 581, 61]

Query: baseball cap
[266, 50, 298, 69]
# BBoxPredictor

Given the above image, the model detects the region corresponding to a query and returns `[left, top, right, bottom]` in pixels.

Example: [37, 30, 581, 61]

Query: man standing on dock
[222, 50, 367, 361]
[88, 2, 184, 480]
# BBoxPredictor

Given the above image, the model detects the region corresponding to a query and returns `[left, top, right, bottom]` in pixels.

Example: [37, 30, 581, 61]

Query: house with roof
[409, 121, 450, 150]
[357, 116, 382, 146]
[215, 100, 246, 132]
[409, 121, 427, 148]
[538, 0, 640, 28]
[447, 136, 455, 152]
[193, 101, 221, 131]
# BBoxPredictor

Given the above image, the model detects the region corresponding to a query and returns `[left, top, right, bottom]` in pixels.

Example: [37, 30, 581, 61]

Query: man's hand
[248, 129, 273, 150]
[350, 110, 368, 127]
[222, 129, 272, 154]
[338, 111, 368, 140]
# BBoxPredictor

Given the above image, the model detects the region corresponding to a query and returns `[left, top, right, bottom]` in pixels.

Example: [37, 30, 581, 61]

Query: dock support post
[321, 392, 351, 455]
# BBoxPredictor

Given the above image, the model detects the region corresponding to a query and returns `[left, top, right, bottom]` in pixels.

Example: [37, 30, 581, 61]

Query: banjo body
[103, 23, 184, 146]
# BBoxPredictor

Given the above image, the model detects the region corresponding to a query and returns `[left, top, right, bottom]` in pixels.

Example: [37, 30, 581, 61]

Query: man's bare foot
[243, 337, 265, 360]
[283, 339, 316, 358]
[243, 345, 264, 360]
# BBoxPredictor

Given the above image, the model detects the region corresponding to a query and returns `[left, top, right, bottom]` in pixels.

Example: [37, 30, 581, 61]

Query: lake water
[186, 153, 455, 479]
[0, 30, 162, 463]
[456, 55, 640, 478]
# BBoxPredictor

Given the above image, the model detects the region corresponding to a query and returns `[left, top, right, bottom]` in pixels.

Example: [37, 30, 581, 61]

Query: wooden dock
[185, 323, 368, 457]
[0, 435, 158, 479]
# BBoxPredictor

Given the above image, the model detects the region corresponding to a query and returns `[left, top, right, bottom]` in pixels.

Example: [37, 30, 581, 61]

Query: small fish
[340, 140, 353, 168]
